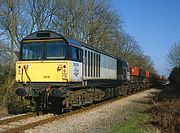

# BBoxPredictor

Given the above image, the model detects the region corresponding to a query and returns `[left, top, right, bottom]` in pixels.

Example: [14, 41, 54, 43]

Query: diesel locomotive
[16, 30, 163, 113]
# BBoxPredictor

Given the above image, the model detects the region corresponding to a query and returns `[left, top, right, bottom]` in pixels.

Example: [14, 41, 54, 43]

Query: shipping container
[129, 66, 139, 76]
[145, 71, 150, 78]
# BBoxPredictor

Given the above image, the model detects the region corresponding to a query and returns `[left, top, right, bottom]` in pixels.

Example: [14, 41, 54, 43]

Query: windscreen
[21, 42, 67, 60]
[45, 43, 66, 59]
[22, 43, 41, 60]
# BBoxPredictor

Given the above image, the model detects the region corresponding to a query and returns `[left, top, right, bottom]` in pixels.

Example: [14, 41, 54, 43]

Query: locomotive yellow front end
[16, 61, 69, 83]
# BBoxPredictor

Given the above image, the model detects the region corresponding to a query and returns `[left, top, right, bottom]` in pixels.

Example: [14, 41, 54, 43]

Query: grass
[111, 112, 151, 133]
[111, 85, 180, 133]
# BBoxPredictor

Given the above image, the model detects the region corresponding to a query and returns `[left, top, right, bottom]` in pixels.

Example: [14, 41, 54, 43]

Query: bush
[7, 88, 29, 114]
[168, 66, 180, 89]
[0, 65, 29, 115]
[150, 98, 180, 133]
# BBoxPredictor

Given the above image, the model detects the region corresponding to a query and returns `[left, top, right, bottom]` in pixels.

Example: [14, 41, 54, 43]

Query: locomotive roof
[65, 38, 81, 47]
[22, 30, 64, 41]
[21, 30, 126, 62]
[21, 30, 81, 47]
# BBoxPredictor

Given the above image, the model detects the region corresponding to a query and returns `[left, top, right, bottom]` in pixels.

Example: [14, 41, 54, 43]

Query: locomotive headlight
[18, 70, 21, 74]
[62, 73, 68, 80]
[62, 64, 68, 80]
[17, 65, 22, 74]
[63, 65, 67, 72]
[18, 65, 21, 69]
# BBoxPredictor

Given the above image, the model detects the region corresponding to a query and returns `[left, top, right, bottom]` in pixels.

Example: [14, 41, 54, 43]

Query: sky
[111, 0, 180, 76]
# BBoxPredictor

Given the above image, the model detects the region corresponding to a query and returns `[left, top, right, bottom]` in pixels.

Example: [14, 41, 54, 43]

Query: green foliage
[111, 112, 150, 133]
[169, 66, 180, 89]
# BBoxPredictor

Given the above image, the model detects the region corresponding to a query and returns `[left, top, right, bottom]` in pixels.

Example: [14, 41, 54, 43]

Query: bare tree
[0, 43, 11, 85]
[53, 0, 123, 48]
[0, 0, 21, 71]
[117, 34, 142, 59]
[26, 0, 58, 32]
[167, 42, 180, 68]
[13, 0, 58, 47]
[114, 33, 155, 72]
[0, 0, 22, 113]
[52, 0, 90, 39]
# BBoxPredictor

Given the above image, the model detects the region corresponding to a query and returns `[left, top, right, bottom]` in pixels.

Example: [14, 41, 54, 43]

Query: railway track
[0, 113, 54, 133]
[0, 113, 37, 125]
[0, 88, 149, 133]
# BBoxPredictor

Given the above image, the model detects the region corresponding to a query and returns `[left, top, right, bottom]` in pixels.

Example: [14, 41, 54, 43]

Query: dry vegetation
[149, 85, 180, 133]
[149, 47, 180, 133]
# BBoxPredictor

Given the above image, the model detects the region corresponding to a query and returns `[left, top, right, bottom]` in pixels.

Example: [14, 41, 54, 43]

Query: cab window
[45, 43, 66, 59]
[22, 43, 41, 60]
[71, 46, 82, 61]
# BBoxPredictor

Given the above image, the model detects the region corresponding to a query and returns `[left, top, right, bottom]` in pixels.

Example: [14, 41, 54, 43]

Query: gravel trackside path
[25, 88, 160, 133]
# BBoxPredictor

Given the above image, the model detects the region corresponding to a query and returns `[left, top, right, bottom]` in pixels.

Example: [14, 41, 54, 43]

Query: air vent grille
[37, 32, 50, 37]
